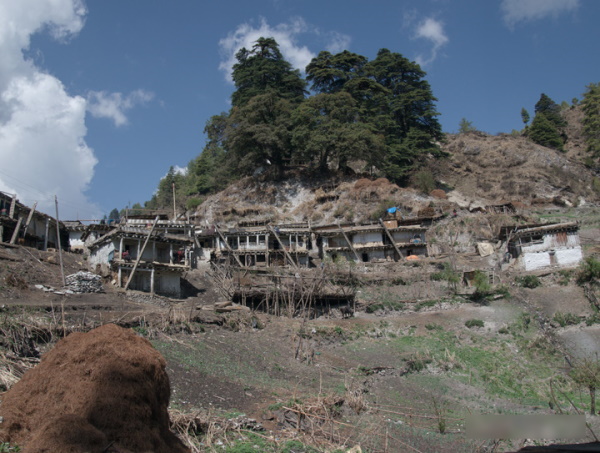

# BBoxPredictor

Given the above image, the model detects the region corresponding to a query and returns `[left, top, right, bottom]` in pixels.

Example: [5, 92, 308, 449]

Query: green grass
[153, 339, 294, 392]
[222, 432, 323, 453]
[343, 327, 582, 407]
[464, 319, 484, 328]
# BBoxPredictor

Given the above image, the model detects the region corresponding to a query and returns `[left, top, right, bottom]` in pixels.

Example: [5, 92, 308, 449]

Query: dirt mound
[0, 324, 189, 453]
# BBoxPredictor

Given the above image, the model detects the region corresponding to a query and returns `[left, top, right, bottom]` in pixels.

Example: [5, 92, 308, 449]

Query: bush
[473, 271, 491, 294]
[577, 257, 600, 285]
[411, 169, 436, 194]
[431, 262, 461, 293]
[516, 275, 541, 289]
[185, 197, 203, 211]
[415, 300, 438, 311]
[465, 319, 484, 329]
[405, 352, 433, 373]
[553, 312, 580, 327]
[366, 301, 404, 313]
[369, 199, 396, 221]
[558, 269, 573, 286]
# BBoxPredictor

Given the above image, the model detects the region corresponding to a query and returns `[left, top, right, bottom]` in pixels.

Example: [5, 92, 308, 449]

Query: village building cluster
[0, 191, 587, 299]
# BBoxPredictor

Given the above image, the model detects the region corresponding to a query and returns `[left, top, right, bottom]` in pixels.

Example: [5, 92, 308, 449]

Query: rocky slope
[188, 106, 598, 225]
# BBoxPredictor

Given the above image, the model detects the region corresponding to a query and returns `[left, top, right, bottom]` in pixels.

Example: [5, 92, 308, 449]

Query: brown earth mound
[0, 323, 189, 453]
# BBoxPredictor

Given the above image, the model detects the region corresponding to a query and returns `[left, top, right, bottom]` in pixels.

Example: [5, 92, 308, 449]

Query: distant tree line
[520, 83, 600, 160]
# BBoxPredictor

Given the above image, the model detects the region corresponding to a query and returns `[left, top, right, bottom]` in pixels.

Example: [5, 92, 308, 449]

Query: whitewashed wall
[556, 247, 583, 267]
[522, 246, 583, 271]
[523, 252, 552, 271]
[521, 232, 579, 253]
[89, 241, 116, 267]
[69, 231, 84, 250]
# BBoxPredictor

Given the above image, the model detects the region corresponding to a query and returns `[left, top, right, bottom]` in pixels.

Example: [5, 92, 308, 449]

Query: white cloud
[218, 17, 351, 81]
[87, 89, 154, 127]
[172, 166, 188, 177]
[0, 0, 101, 219]
[322, 31, 351, 54]
[501, 0, 580, 27]
[414, 18, 448, 66]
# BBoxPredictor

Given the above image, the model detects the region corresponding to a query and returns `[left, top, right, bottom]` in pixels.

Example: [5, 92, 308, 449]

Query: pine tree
[582, 82, 600, 157]
[528, 113, 564, 151]
[528, 93, 566, 151]
[521, 108, 530, 128]
[231, 37, 306, 108]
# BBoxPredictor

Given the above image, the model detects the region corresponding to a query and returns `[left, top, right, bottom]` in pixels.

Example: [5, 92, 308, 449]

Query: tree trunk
[590, 386, 596, 415]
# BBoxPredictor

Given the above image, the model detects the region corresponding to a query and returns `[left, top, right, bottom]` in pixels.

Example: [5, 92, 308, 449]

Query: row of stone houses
[196, 219, 429, 268]
[0, 194, 585, 299]
[77, 215, 589, 297]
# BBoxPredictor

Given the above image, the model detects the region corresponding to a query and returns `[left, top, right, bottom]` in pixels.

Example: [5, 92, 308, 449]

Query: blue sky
[0, 0, 597, 220]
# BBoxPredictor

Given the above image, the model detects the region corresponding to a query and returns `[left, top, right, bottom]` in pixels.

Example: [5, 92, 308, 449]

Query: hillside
[432, 131, 597, 210]
[189, 108, 598, 226]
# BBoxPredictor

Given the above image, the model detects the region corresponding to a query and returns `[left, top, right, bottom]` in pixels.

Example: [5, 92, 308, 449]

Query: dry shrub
[291, 200, 316, 220]
[170, 409, 264, 453]
[354, 178, 372, 190]
[4, 273, 27, 289]
[372, 177, 390, 187]
[430, 189, 447, 199]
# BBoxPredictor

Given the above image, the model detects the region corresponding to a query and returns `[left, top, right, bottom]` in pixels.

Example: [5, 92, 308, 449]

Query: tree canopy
[143, 38, 447, 210]
[528, 93, 566, 151]
[231, 37, 307, 108]
[582, 82, 600, 157]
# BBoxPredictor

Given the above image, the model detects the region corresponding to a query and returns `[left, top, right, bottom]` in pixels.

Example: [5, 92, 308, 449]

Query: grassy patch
[515, 275, 541, 289]
[345, 328, 576, 406]
[465, 319, 484, 329]
[553, 312, 580, 327]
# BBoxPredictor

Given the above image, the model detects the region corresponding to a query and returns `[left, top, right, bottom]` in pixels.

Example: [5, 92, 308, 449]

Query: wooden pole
[337, 222, 361, 262]
[124, 216, 160, 291]
[214, 225, 244, 267]
[9, 217, 23, 244]
[21, 202, 37, 238]
[172, 183, 177, 221]
[9, 194, 16, 219]
[268, 225, 298, 269]
[55, 196, 66, 286]
[379, 218, 403, 261]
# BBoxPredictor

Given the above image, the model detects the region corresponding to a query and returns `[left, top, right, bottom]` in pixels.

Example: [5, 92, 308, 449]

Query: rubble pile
[65, 271, 104, 293]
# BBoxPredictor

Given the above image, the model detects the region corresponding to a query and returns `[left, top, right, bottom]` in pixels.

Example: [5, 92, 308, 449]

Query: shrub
[473, 271, 491, 294]
[415, 300, 438, 311]
[558, 269, 573, 286]
[553, 312, 580, 327]
[369, 199, 396, 221]
[412, 169, 436, 194]
[465, 319, 484, 328]
[577, 257, 600, 285]
[405, 352, 433, 373]
[516, 275, 541, 289]
[185, 197, 203, 211]
[366, 301, 404, 313]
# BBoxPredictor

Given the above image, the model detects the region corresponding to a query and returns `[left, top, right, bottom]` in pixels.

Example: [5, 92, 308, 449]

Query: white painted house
[88, 226, 193, 298]
[504, 222, 583, 271]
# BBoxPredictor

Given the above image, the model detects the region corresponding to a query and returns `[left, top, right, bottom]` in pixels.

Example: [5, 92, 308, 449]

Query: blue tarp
[387, 207, 397, 214]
